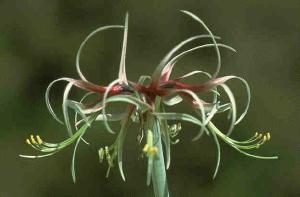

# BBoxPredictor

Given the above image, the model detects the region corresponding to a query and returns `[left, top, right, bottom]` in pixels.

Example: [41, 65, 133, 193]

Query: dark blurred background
[0, 0, 299, 196]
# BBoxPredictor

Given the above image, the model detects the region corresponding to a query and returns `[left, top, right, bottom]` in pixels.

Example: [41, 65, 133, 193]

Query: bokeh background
[0, 0, 299, 196]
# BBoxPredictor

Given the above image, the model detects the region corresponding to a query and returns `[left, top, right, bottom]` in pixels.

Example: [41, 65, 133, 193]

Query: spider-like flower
[21, 10, 277, 197]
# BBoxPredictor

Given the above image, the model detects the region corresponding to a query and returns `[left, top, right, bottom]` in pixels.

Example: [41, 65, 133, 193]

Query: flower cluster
[21, 10, 277, 196]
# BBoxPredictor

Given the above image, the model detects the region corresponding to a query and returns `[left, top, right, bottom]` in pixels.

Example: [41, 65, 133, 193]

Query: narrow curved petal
[180, 10, 222, 79]
[152, 35, 221, 83]
[163, 43, 236, 85]
[45, 77, 106, 124]
[76, 25, 124, 81]
[219, 84, 237, 136]
[118, 12, 129, 85]
[63, 82, 74, 136]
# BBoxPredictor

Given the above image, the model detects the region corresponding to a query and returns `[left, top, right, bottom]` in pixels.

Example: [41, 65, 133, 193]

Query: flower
[20, 10, 277, 191]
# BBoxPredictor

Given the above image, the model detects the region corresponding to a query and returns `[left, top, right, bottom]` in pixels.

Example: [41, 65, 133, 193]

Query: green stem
[145, 98, 169, 197]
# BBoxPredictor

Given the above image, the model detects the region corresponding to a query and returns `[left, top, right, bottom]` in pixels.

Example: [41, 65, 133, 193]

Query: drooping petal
[171, 89, 207, 139]
[219, 84, 237, 136]
[74, 92, 95, 131]
[76, 25, 124, 81]
[66, 100, 91, 140]
[117, 106, 134, 181]
[159, 105, 172, 169]
[211, 130, 221, 179]
[152, 35, 221, 84]
[63, 82, 75, 136]
[71, 129, 86, 183]
[190, 76, 250, 132]
[19, 152, 59, 159]
[161, 43, 236, 85]
[102, 79, 123, 134]
[45, 77, 106, 124]
[231, 77, 251, 125]
[180, 10, 222, 79]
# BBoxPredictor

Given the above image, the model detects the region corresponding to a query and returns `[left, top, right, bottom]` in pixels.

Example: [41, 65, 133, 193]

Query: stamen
[258, 134, 263, 139]
[36, 135, 43, 145]
[218, 130, 272, 150]
[177, 123, 182, 131]
[26, 139, 31, 145]
[233, 131, 262, 145]
[143, 144, 158, 156]
[30, 135, 37, 144]
[262, 135, 267, 142]
[143, 144, 149, 153]
[98, 148, 105, 163]
[104, 146, 113, 167]
[169, 122, 182, 138]
[149, 147, 158, 155]
[105, 146, 110, 157]
[266, 132, 271, 141]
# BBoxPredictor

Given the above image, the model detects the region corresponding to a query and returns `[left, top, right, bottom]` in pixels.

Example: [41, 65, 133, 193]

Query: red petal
[165, 76, 234, 93]
[73, 80, 107, 93]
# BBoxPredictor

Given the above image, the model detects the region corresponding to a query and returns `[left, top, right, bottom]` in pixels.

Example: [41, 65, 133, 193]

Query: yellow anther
[36, 135, 43, 144]
[258, 134, 263, 139]
[105, 146, 109, 153]
[149, 147, 158, 155]
[263, 135, 267, 142]
[143, 144, 149, 153]
[30, 135, 37, 144]
[26, 139, 31, 145]
[177, 123, 182, 131]
[143, 144, 158, 155]
[254, 132, 258, 137]
[266, 133, 271, 141]
[104, 146, 112, 160]
[98, 148, 105, 163]
[99, 148, 104, 156]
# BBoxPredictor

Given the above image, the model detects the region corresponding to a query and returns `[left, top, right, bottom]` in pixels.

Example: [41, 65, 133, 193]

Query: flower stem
[145, 98, 169, 197]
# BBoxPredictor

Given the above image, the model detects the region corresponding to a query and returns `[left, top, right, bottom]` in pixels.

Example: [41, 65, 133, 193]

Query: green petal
[118, 12, 129, 84]
[152, 34, 220, 82]
[76, 25, 123, 81]
[180, 10, 222, 79]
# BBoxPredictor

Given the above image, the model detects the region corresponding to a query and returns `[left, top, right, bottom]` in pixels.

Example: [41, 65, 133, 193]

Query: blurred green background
[0, 0, 299, 196]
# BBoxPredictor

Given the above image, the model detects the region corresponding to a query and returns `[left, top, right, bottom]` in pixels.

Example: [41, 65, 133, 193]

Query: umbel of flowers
[21, 10, 277, 197]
